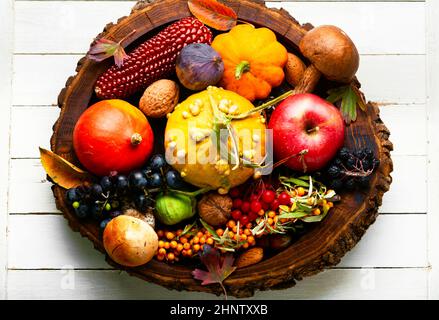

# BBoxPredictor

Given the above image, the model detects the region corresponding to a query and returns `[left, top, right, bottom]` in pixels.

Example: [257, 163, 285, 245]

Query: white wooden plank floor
[1, 0, 438, 300]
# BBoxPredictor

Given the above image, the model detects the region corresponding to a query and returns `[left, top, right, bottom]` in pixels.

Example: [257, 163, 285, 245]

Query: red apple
[268, 93, 345, 172]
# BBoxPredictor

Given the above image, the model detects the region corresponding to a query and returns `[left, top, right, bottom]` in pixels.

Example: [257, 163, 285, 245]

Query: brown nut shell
[198, 192, 232, 227]
[139, 79, 179, 118]
[284, 53, 306, 87]
[235, 247, 264, 268]
[103, 215, 158, 267]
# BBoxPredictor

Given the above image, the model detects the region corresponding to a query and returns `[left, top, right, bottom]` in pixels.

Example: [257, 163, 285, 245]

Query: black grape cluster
[324, 147, 380, 191]
[65, 154, 185, 229]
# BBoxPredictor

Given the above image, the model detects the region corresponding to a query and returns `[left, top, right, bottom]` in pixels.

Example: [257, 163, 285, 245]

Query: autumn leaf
[87, 30, 136, 67]
[188, 0, 237, 31]
[39, 147, 93, 189]
[327, 84, 368, 125]
[192, 245, 236, 298]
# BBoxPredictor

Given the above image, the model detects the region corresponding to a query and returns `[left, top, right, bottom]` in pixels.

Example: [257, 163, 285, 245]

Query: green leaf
[327, 86, 347, 104]
[283, 177, 309, 187]
[199, 219, 220, 241]
[301, 215, 325, 223]
[278, 211, 308, 219]
[327, 84, 368, 125]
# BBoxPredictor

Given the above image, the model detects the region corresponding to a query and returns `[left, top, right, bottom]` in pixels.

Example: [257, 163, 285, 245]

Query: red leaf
[188, 0, 237, 31]
[87, 30, 135, 67]
[192, 246, 236, 297]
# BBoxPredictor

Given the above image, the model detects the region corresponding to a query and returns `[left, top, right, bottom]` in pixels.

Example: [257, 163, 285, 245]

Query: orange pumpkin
[73, 99, 154, 176]
[211, 24, 288, 102]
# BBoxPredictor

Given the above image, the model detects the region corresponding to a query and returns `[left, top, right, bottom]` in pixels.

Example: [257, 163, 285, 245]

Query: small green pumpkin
[155, 192, 196, 225]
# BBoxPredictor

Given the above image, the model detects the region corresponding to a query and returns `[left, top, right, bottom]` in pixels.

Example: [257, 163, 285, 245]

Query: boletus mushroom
[294, 25, 359, 94]
[103, 215, 158, 267]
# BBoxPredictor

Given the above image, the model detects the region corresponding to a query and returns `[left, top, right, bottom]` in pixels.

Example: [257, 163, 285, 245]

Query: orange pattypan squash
[211, 24, 288, 102]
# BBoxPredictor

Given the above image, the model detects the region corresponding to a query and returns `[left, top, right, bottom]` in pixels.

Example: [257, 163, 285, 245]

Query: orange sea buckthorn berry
[290, 190, 297, 197]
[170, 240, 178, 248]
[297, 187, 305, 196]
[241, 234, 248, 241]
[157, 254, 165, 261]
[242, 243, 249, 249]
[268, 211, 276, 218]
[200, 236, 206, 244]
[197, 231, 204, 238]
[216, 229, 224, 237]
[244, 229, 252, 236]
[158, 240, 165, 248]
[166, 232, 175, 240]
[180, 236, 188, 244]
[187, 249, 193, 256]
[164, 242, 170, 249]
[267, 218, 274, 225]
[228, 220, 236, 228]
[193, 244, 201, 252]
[258, 209, 265, 216]
[228, 231, 235, 238]
[313, 208, 321, 216]
[177, 243, 184, 252]
[167, 252, 175, 261]
[328, 202, 334, 208]
[247, 236, 255, 245]
[280, 218, 287, 224]
[193, 236, 200, 244]
[183, 243, 190, 250]
[158, 248, 166, 255]
[176, 229, 183, 236]
[232, 226, 238, 233]
[206, 238, 214, 245]
[246, 223, 253, 229]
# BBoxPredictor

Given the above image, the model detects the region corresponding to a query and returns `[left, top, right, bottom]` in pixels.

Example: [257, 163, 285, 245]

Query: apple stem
[307, 126, 320, 134]
[227, 90, 294, 120]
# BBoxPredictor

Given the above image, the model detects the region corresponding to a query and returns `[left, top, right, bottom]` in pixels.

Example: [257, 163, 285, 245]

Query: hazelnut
[198, 192, 233, 227]
[139, 79, 179, 118]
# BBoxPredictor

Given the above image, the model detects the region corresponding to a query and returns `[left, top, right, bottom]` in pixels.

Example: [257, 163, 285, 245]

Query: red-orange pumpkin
[73, 99, 154, 176]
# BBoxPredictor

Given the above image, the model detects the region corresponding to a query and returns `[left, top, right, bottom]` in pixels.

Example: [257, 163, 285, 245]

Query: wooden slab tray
[51, 0, 393, 298]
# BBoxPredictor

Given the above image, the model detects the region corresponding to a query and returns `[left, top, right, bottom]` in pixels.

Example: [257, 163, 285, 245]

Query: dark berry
[338, 147, 350, 160]
[115, 175, 129, 191]
[345, 179, 356, 190]
[110, 210, 122, 218]
[373, 159, 381, 169]
[100, 218, 112, 230]
[359, 176, 372, 188]
[90, 202, 102, 220]
[165, 170, 184, 189]
[327, 165, 341, 178]
[66, 188, 80, 203]
[91, 184, 104, 198]
[362, 159, 372, 171]
[149, 172, 162, 188]
[75, 203, 90, 219]
[129, 171, 148, 189]
[346, 157, 356, 169]
[100, 176, 112, 192]
[149, 154, 166, 171]
[330, 179, 343, 190]
[333, 158, 343, 167]
[364, 148, 374, 159]
[135, 194, 152, 211]
[142, 167, 153, 178]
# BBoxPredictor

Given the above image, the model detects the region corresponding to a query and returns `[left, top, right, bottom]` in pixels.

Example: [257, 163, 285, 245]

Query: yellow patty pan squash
[164, 86, 266, 191]
[211, 24, 288, 102]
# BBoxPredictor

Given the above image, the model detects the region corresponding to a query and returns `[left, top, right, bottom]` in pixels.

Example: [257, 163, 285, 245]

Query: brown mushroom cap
[299, 25, 359, 83]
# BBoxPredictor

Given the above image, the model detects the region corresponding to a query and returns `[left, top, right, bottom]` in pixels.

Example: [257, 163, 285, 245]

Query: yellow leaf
[39, 147, 93, 189]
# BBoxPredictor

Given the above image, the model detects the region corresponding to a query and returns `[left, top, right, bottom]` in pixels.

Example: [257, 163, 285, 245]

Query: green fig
[155, 192, 196, 225]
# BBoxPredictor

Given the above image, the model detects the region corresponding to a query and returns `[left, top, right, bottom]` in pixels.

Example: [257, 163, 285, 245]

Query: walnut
[197, 193, 232, 227]
[139, 79, 179, 118]
[123, 208, 155, 229]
